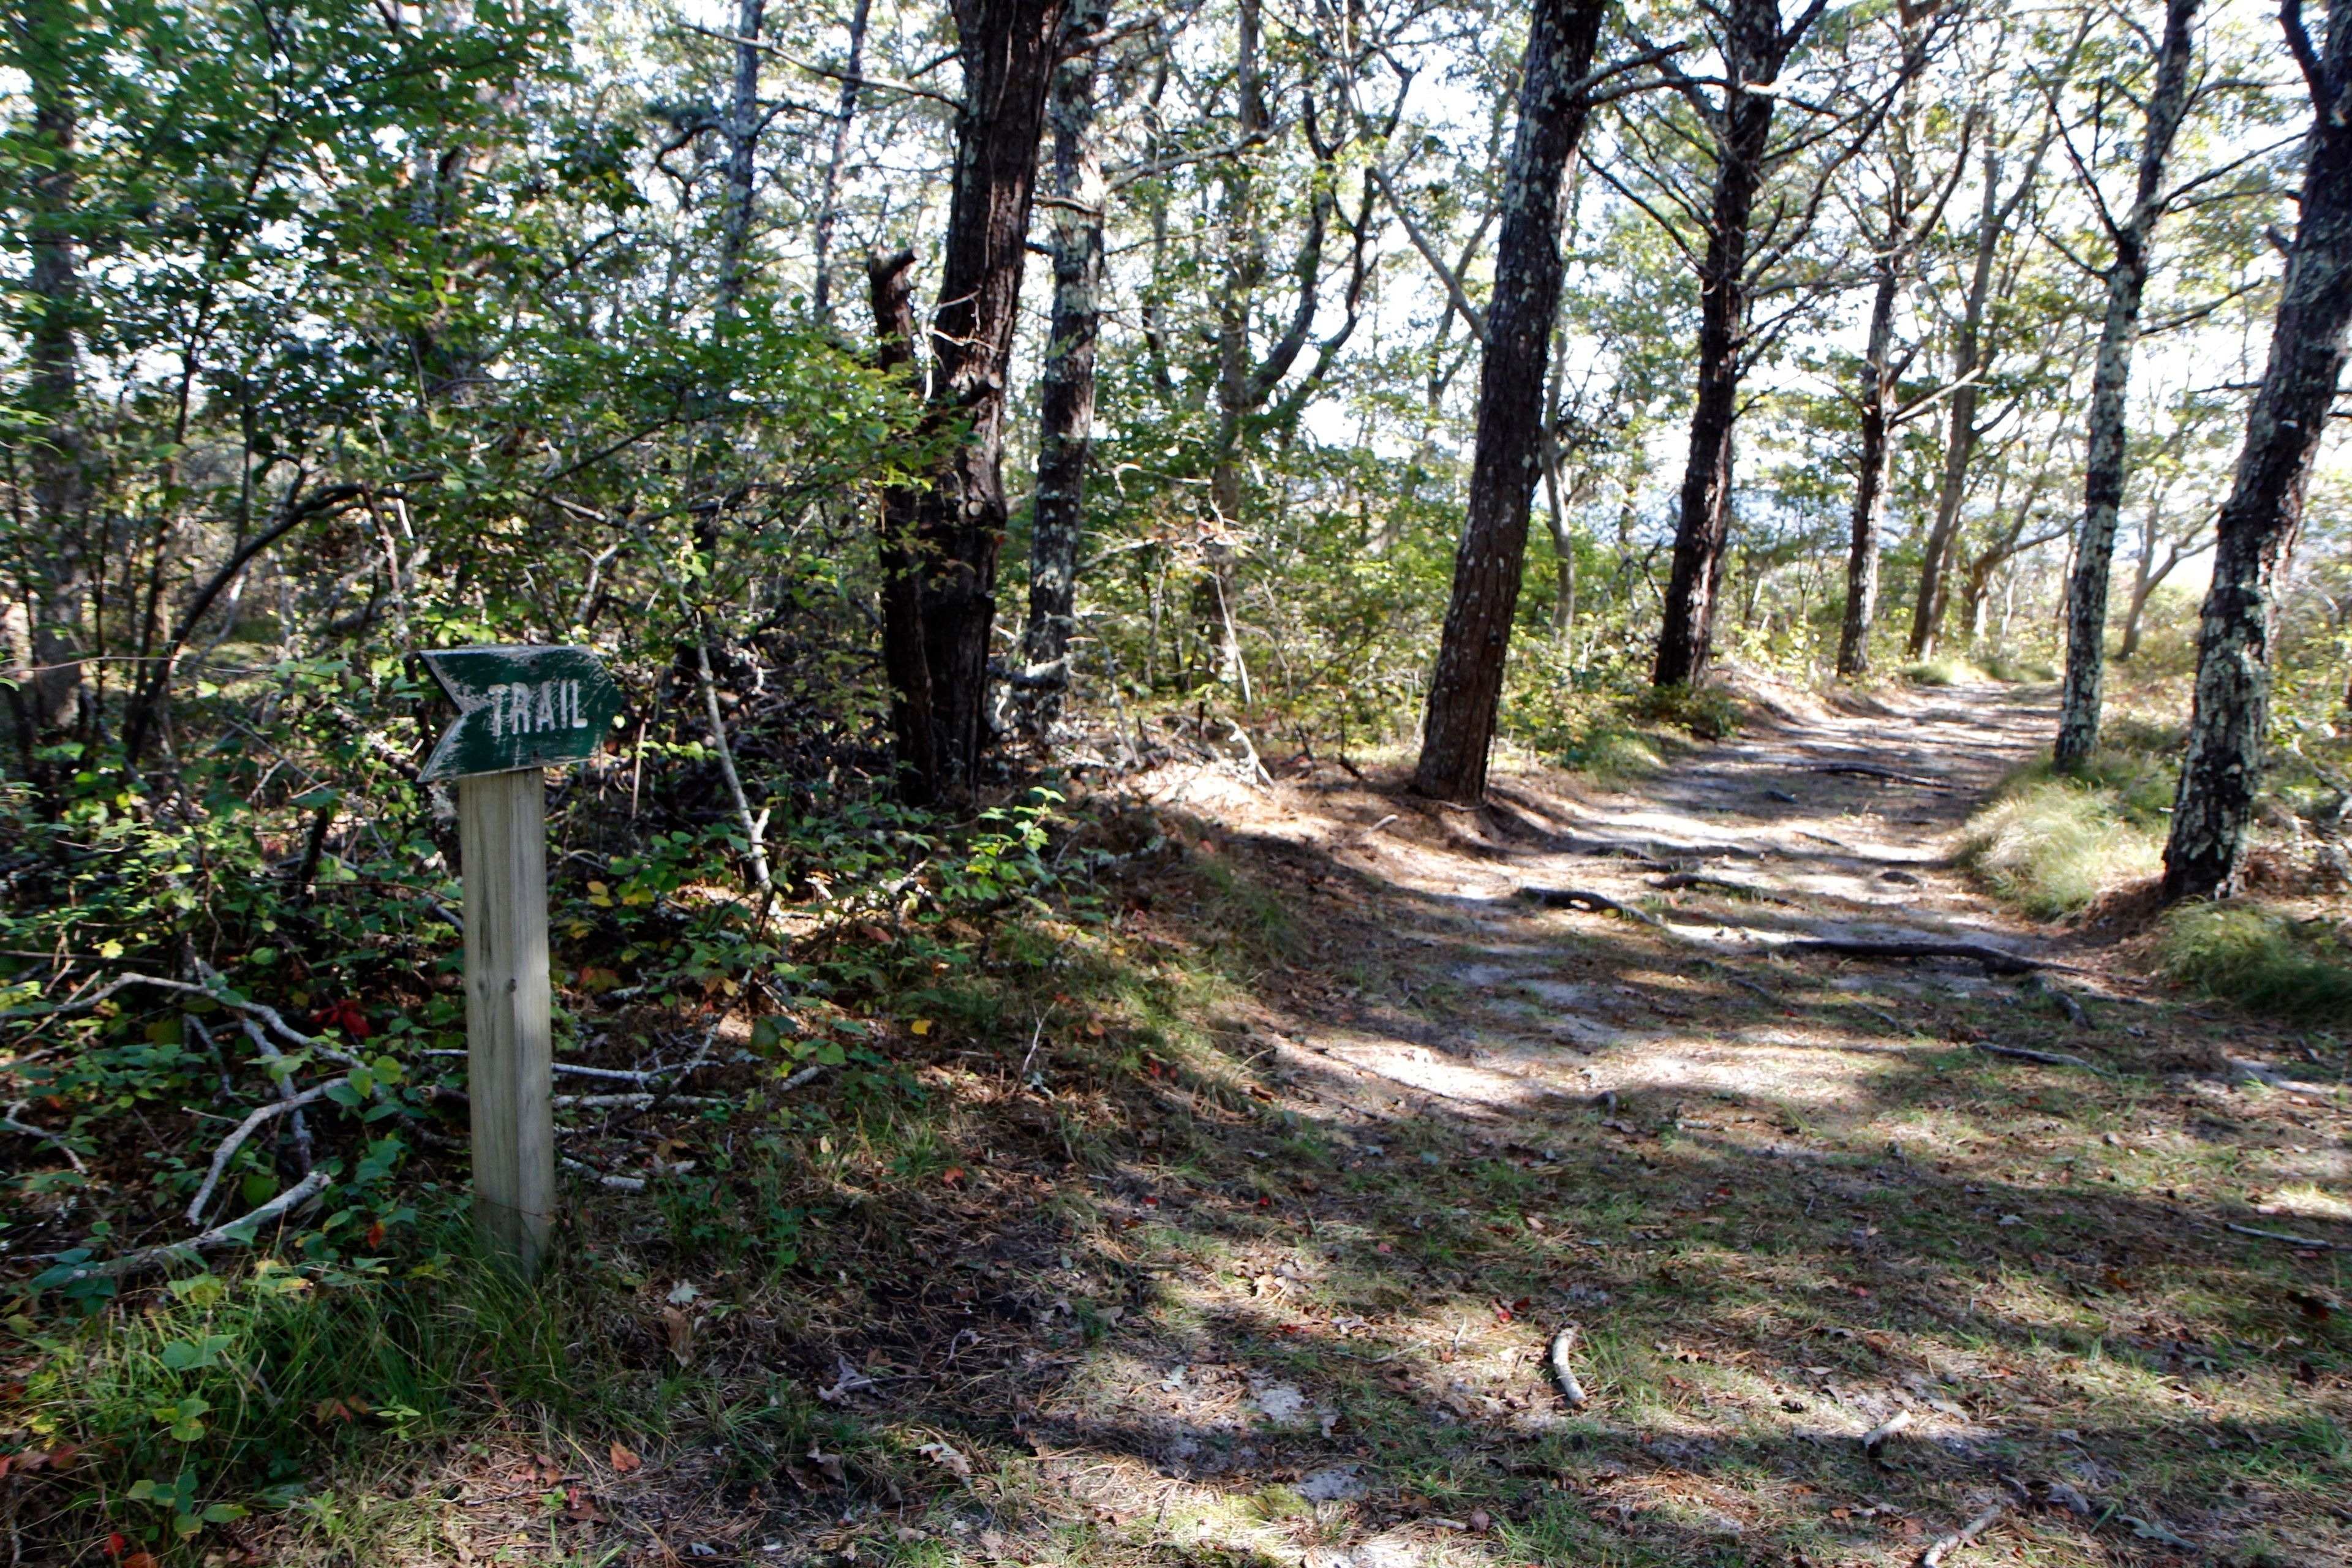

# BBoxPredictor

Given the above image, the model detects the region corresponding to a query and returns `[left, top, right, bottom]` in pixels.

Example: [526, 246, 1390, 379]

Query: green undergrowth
[1501, 669, 1744, 787]
[2156, 902, 2352, 1021]
[1, 785, 1299, 1561]
[1961, 724, 2179, 917]
[1900, 655, 1986, 686]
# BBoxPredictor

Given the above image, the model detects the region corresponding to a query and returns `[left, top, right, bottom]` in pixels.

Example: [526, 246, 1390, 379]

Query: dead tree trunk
[1016, 0, 1109, 735]
[867, 249, 936, 793]
[1410, 0, 1607, 802]
[871, 0, 1068, 804]
[716, 0, 767, 317]
[809, 0, 872, 322]
[2054, 0, 2199, 768]
[1837, 260, 1901, 678]
[2162, 0, 2352, 900]
[1909, 131, 2043, 658]
[1651, 0, 1790, 689]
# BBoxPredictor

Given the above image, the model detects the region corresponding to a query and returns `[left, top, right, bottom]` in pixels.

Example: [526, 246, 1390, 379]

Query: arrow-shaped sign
[418, 645, 624, 782]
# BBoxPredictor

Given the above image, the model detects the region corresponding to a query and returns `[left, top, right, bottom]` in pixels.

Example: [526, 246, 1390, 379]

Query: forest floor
[247, 678, 2350, 1568]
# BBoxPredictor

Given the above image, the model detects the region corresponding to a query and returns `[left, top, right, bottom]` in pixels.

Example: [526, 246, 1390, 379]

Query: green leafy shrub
[2156, 903, 2352, 1021]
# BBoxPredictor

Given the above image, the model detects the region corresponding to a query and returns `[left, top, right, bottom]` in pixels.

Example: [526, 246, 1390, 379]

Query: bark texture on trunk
[867, 249, 935, 793]
[1016, 0, 1108, 735]
[1411, 0, 1607, 802]
[1651, 0, 1785, 689]
[14, 0, 90, 737]
[1836, 265, 1900, 678]
[716, 0, 767, 317]
[873, 0, 1068, 804]
[2054, 0, 2199, 767]
[2162, 0, 2352, 900]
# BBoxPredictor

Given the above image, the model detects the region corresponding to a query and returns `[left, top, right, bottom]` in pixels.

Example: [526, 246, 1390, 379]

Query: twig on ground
[186, 1084, 334, 1223]
[43, 1169, 334, 1284]
[2225, 1222, 2346, 1251]
[1977, 1041, 2095, 1069]
[1522, 887, 1665, 927]
[1547, 1326, 1589, 1408]
[1783, 937, 2087, 976]
[1350, 813, 1400, 846]
[1861, 1408, 1913, 1453]
[236, 1017, 316, 1173]
[1849, 1000, 1905, 1031]
[1806, 764, 1958, 791]
[1920, 1506, 2002, 1567]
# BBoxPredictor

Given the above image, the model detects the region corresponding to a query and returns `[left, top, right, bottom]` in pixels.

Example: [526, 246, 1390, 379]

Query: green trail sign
[418, 645, 623, 782]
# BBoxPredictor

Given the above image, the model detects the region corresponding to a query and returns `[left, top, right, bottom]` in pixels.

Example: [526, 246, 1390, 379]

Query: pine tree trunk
[1016, 0, 1109, 734]
[872, 0, 1069, 803]
[15, 0, 89, 738]
[2163, 2, 2352, 901]
[1410, 0, 1607, 802]
[2054, 0, 2199, 768]
[1837, 265, 1901, 679]
[1652, 0, 1779, 690]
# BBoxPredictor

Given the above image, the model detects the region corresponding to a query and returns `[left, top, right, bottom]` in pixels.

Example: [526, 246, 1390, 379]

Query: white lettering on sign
[488, 680, 594, 739]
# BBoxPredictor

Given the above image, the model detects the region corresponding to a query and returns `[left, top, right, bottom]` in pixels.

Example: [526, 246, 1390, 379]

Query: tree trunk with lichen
[2162, 0, 2352, 901]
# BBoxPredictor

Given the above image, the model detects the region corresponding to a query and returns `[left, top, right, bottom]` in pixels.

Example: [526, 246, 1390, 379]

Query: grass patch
[2156, 902, 2352, 1021]
[1899, 655, 1985, 686]
[1962, 741, 2177, 917]
[1978, 648, 2057, 682]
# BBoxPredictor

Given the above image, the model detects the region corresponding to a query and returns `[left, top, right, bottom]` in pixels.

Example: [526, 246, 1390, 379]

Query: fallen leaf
[610, 1442, 641, 1474]
[660, 1305, 696, 1366]
[941, 1167, 965, 1186]
[918, 1441, 973, 1480]
[806, 1445, 846, 1484]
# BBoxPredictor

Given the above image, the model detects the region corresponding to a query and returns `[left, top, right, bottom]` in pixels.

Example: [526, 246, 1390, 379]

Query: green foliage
[2155, 903, 2352, 1021]
[9, 1232, 595, 1548]
[1901, 656, 1985, 687]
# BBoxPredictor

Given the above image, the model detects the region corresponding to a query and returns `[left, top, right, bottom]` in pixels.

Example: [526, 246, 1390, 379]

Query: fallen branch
[1806, 764, 1959, 791]
[561, 1156, 647, 1192]
[1547, 1326, 1589, 1408]
[1861, 1408, 1913, 1453]
[42, 1169, 334, 1285]
[1977, 1041, 2095, 1069]
[1653, 872, 1795, 905]
[1522, 887, 1665, 928]
[2225, 1222, 2346, 1251]
[4, 971, 358, 1065]
[3, 1111, 88, 1172]
[1920, 1505, 2002, 1567]
[1782, 937, 2083, 976]
[186, 1084, 335, 1223]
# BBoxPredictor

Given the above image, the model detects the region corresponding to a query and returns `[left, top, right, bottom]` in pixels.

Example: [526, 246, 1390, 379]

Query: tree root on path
[1521, 887, 1665, 927]
[1806, 764, 1959, 791]
[1652, 871, 1795, 905]
[1783, 937, 2087, 976]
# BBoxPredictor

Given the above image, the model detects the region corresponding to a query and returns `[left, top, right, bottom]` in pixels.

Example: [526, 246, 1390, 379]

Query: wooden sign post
[420, 646, 624, 1276]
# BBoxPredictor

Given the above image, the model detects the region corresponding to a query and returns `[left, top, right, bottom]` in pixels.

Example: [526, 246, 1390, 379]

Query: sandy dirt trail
[1006, 676, 2349, 1568]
